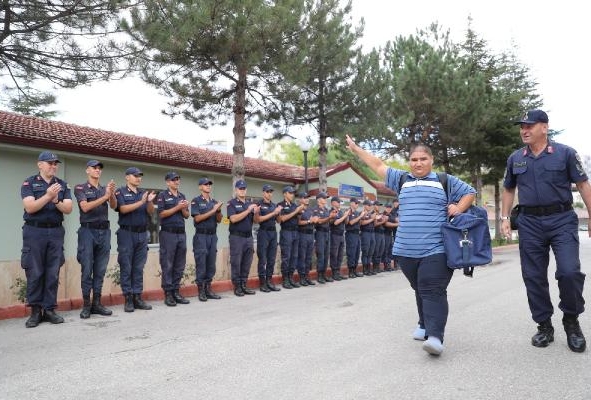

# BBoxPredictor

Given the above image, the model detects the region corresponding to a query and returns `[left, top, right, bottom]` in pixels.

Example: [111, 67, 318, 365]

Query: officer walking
[296, 192, 316, 286]
[312, 192, 336, 283]
[115, 167, 156, 312]
[21, 151, 73, 328]
[501, 109, 591, 353]
[345, 198, 364, 278]
[74, 159, 116, 319]
[157, 172, 190, 307]
[360, 199, 376, 276]
[372, 201, 386, 274]
[329, 196, 349, 281]
[278, 186, 305, 289]
[191, 177, 223, 302]
[227, 179, 258, 297]
[254, 184, 281, 292]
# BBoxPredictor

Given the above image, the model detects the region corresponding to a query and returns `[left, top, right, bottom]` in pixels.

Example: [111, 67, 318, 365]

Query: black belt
[25, 221, 61, 228]
[281, 226, 298, 231]
[195, 228, 216, 235]
[330, 231, 344, 235]
[81, 221, 110, 230]
[315, 227, 329, 232]
[299, 229, 314, 234]
[521, 203, 572, 216]
[230, 231, 252, 238]
[119, 225, 147, 233]
[346, 230, 360, 234]
[161, 226, 185, 234]
[259, 226, 277, 232]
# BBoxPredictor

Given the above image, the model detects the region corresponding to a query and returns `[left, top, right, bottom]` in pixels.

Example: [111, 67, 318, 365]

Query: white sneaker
[412, 325, 426, 341]
[422, 337, 444, 356]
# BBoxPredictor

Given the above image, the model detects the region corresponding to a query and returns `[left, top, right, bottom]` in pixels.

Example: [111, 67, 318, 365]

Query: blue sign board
[338, 183, 364, 198]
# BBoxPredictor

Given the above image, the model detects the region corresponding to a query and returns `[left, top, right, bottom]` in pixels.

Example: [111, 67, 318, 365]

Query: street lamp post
[299, 140, 311, 193]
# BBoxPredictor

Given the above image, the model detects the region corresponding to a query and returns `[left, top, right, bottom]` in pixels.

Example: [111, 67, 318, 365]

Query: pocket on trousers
[21, 246, 31, 269]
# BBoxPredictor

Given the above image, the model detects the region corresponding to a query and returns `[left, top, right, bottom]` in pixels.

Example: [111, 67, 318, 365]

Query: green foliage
[106, 264, 121, 287]
[155, 264, 196, 286]
[10, 277, 27, 304]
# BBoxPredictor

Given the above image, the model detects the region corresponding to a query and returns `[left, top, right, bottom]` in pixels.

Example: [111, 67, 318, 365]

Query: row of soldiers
[20, 151, 398, 328]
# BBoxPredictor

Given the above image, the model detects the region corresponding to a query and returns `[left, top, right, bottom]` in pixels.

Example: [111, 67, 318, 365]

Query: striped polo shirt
[384, 168, 476, 258]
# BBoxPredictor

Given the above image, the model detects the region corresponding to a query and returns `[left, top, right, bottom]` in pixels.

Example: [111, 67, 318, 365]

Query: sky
[51, 0, 590, 158]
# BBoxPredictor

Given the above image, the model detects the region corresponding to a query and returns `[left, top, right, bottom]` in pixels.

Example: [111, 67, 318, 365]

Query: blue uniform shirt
[227, 197, 254, 233]
[347, 209, 362, 231]
[278, 200, 299, 229]
[503, 141, 587, 206]
[298, 207, 314, 227]
[157, 190, 187, 228]
[191, 195, 221, 230]
[257, 200, 277, 230]
[384, 210, 397, 234]
[21, 175, 72, 223]
[74, 182, 108, 223]
[360, 210, 375, 231]
[330, 208, 346, 234]
[312, 206, 330, 230]
[115, 186, 150, 227]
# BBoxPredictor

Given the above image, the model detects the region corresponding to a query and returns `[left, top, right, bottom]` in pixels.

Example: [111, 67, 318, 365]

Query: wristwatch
[499, 216, 510, 220]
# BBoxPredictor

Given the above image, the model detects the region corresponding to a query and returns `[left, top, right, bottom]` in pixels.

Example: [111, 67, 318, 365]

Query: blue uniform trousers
[77, 227, 111, 297]
[21, 225, 65, 310]
[193, 233, 218, 285]
[372, 232, 385, 266]
[117, 229, 148, 295]
[517, 210, 586, 322]
[382, 232, 393, 264]
[280, 230, 299, 275]
[297, 232, 314, 275]
[229, 235, 254, 284]
[360, 231, 375, 266]
[159, 230, 187, 291]
[257, 230, 278, 278]
[345, 232, 361, 269]
[398, 253, 454, 341]
[315, 231, 329, 273]
[329, 233, 345, 272]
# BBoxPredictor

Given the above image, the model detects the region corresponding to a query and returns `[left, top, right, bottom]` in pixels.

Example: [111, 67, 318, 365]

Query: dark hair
[409, 143, 433, 157]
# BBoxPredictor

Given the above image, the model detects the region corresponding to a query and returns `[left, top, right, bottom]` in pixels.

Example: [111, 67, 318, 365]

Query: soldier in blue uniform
[360, 199, 376, 276]
[254, 184, 281, 292]
[329, 196, 349, 281]
[371, 201, 386, 274]
[157, 172, 190, 307]
[21, 151, 73, 328]
[312, 192, 337, 283]
[502, 110, 591, 353]
[227, 179, 258, 297]
[382, 202, 398, 272]
[297, 192, 316, 286]
[74, 159, 116, 319]
[115, 167, 156, 312]
[345, 198, 364, 278]
[191, 177, 223, 302]
[278, 186, 305, 289]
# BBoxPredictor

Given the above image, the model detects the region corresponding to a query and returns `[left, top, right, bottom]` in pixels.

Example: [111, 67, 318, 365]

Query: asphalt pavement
[1, 237, 590, 400]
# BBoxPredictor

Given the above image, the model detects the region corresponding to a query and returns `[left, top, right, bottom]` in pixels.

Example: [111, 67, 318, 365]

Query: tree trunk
[317, 80, 328, 192]
[232, 66, 247, 186]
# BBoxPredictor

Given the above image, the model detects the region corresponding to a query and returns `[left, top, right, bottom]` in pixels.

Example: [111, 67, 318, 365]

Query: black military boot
[205, 283, 221, 299]
[259, 277, 271, 292]
[289, 274, 301, 288]
[266, 277, 281, 291]
[91, 292, 113, 315]
[43, 309, 64, 324]
[233, 283, 245, 297]
[332, 269, 344, 281]
[348, 268, 357, 278]
[305, 275, 316, 285]
[198, 284, 208, 302]
[373, 263, 381, 274]
[26, 305, 42, 328]
[282, 275, 293, 289]
[299, 274, 309, 286]
[317, 272, 326, 284]
[363, 264, 370, 276]
[563, 314, 586, 353]
[325, 271, 334, 282]
[531, 319, 554, 348]
[241, 281, 256, 295]
[132, 294, 152, 310]
[123, 294, 134, 312]
[80, 295, 91, 319]
[165, 290, 177, 306]
[173, 289, 190, 304]
[384, 262, 393, 272]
